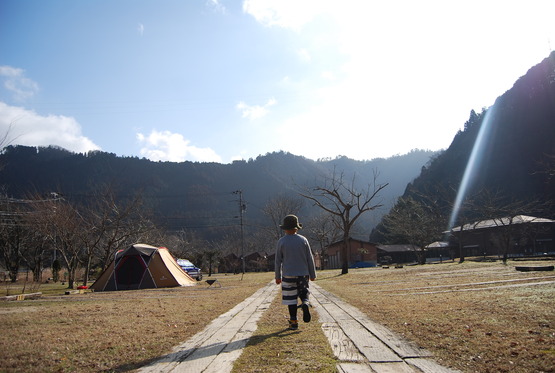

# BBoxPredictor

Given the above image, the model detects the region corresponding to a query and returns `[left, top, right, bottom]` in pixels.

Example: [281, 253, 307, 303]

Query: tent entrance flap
[115, 255, 148, 290]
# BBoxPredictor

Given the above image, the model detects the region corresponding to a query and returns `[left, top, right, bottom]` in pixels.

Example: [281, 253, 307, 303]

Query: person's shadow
[113, 327, 300, 371]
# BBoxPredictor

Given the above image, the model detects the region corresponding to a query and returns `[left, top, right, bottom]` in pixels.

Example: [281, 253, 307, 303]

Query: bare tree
[20, 220, 50, 282]
[0, 195, 24, 282]
[83, 189, 154, 285]
[31, 197, 84, 289]
[211, 232, 242, 273]
[0, 194, 53, 283]
[163, 229, 191, 258]
[262, 193, 304, 241]
[305, 212, 340, 269]
[203, 243, 221, 276]
[301, 169, 388, 274]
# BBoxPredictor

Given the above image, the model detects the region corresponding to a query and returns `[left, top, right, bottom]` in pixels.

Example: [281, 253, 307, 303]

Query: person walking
[274, 214, 316, 330]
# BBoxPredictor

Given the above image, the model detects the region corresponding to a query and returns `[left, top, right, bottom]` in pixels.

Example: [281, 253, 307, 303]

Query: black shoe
[301, 301, 311, 323]
[288, 319, 298, 330]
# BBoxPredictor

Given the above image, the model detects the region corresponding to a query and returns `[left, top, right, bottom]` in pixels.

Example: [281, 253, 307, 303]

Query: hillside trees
[0, 146, 436, 239]
[535, 153, 555, 209]
[379, 196, 446, 264]
[301, 169, 388, 274]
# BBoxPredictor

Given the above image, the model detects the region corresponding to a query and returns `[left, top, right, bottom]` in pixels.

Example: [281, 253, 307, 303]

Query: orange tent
[90, 244, 196, 291]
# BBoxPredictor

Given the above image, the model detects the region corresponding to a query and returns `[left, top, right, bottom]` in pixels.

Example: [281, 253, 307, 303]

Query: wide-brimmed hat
[280, 214, 303, 230]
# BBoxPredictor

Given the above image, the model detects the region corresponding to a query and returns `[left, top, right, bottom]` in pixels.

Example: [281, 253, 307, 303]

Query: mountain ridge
[0, 146, 436, 237]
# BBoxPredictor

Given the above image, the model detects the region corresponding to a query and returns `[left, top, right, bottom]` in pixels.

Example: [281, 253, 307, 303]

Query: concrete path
[138, 282, 460, 373]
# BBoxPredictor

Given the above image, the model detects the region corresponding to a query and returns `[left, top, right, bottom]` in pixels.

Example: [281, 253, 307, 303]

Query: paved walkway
[138, 282, 460, 373]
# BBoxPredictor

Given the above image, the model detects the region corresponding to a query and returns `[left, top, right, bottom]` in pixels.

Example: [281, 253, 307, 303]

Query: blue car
[177, 259, 203, 281]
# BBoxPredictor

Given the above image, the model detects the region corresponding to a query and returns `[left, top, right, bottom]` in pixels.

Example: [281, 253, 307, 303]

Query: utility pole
[233, 190, 246, 275]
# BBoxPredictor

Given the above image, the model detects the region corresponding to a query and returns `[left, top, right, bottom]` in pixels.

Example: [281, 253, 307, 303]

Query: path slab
[310, 283, 460, 373]
[138, 282, 278, 373]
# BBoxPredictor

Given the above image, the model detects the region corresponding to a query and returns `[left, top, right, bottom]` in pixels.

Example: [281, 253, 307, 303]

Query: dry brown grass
[232, 293, 337, 373]
[2, 260, 554, 373]
[0, 272, 274, 372]
[317, 259, 555, 373]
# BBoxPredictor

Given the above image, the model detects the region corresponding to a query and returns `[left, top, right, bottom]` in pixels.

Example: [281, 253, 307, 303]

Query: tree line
[0, 189, 155, 288]
[1, 166, 394, 286]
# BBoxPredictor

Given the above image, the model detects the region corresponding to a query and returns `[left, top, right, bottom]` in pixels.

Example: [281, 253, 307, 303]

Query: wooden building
[448, 215, 555, 258]
[325, 238, 378, 269]
[376, 244, 419, 264]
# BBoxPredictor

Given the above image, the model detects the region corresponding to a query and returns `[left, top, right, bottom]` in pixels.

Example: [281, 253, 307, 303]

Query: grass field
[1, 259, 554, 372]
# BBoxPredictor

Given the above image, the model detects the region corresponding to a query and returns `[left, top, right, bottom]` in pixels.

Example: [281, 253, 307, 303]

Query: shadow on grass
[113, 328, 298, 372]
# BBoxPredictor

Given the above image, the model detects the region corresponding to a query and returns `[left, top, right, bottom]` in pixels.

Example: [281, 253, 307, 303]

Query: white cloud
[236, 98, 277, 120]
[207, 0, 225, 13]
[242, 0, 324, 30]
[0, 66, 39, 101]
[137, 129, 222, 163]
[137, 23, 144, 36]
[0, 102, 100, 153]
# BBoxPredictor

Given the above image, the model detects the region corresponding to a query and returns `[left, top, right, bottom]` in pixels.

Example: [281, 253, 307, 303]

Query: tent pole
[113, 250, 118, 291]
[141, 252, 154, 288]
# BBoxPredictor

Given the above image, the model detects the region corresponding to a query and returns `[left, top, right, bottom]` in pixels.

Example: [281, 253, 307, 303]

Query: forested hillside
[372, 51, 555, 243]
[0, 146, 435, 237]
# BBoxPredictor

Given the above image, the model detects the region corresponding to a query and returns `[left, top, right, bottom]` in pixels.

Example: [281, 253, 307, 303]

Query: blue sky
[1, 0, 554, 163]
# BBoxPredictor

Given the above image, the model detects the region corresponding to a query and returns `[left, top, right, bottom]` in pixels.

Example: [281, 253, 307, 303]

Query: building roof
[376, 244, 418, 253]
[244, 251, 267, 260]
[449, 215, 555, 233]
[425, 241, 449, 249]
[328, 237, 375, 247]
